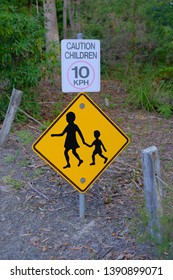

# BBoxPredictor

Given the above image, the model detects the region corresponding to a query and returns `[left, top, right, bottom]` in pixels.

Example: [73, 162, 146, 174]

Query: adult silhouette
[51, 111, 85, 168]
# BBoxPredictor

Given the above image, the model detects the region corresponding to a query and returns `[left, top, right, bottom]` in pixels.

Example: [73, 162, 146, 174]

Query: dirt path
[0, 80, 172, 260]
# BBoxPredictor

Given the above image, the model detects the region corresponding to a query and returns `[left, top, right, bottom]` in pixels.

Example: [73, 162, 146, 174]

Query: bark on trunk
[43, 0, 59, 53]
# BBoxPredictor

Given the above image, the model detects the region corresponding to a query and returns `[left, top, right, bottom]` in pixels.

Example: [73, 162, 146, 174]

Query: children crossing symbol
[32, 93, 130, 193]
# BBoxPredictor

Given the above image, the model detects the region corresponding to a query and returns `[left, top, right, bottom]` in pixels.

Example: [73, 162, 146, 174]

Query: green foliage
[0, 1, 45, 122]
[33, 167, 44, 178]
[2, 175, 24, 190]
[51, 100, 63, 117]
[18, 89, 41, 121]
[120, 64, 156, 111]
[80, 0, 114, 37]
[0, 1, 45, 88]
[157, 104, 172, 119]
[118, 63, 173, 117]
[146, 1, 173, 64]
[39, 120, 51, 132]
[4, 151, 19, 163]
[80, 0, 173, 117]
[0, 92, 9, 120]
[80, 0, 118, 68]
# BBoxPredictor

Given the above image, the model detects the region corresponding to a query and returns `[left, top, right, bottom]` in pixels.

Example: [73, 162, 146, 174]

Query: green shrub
[118, 63, 173, 117]
[0, 1, 45, 122]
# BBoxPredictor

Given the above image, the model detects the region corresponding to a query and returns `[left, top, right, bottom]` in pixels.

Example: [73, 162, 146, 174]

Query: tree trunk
[75, 0, 81, 33]
[63, 0, 68, 38]
[64, 0, 77, 38]
[68, 0, 75, 36]
[43, 0, 59, 53]
[28, 0, 32, 10]
[28, 0, 33, 14]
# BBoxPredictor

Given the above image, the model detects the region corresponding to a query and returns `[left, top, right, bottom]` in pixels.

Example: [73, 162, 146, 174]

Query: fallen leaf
[117, 253, 125, 260]
[72, 246, 84, 251]
[42, 245, 47, 252]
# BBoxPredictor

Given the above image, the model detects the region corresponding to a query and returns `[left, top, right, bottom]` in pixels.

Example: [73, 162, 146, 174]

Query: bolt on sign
[61, 39, 100, 92]
[32, 93, 130, 193]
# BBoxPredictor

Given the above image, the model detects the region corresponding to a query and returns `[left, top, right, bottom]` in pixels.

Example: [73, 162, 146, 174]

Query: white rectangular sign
[61, 39, 100, 92]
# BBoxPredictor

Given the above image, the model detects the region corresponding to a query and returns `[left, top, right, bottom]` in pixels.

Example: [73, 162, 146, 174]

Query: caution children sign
[61, 39, 100, 92]
[32, 93, 130, 193]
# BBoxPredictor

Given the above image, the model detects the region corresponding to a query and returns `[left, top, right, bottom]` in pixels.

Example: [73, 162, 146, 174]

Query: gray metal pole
[77, 33, 86, 219]
[79, 191, 85, 219]
[77, 33, 84, 40]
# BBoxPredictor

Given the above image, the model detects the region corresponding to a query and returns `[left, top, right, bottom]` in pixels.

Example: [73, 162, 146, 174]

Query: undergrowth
[131, 180, 173, 259]
[115, 63, 173, 118]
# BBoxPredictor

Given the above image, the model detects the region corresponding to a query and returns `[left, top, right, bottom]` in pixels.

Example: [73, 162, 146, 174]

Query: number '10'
[72, 66, 89, 79]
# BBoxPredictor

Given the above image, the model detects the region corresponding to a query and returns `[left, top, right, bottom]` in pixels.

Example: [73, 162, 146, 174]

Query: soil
[0, 80, 173, 260]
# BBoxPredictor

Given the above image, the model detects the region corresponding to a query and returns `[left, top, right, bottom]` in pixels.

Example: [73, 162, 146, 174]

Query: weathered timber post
[0, 88, 22, 146]
[141, 146, 163, 241]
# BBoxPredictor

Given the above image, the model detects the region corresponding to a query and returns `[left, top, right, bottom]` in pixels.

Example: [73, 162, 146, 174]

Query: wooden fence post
[0, 88, 22, 146]
[141, 146, 163, 241]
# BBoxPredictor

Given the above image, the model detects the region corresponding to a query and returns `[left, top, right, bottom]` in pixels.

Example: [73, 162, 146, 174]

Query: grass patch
[51, 100, 63, 117]
[4, 155, 16, 164]
[16, 130, 34, 145]
[4, 150, 20, 164]
[2, 176, 25, 190]
[39, 120, 51, 132]
[33, 168, 44, 178]
[115, 63, 173, 118]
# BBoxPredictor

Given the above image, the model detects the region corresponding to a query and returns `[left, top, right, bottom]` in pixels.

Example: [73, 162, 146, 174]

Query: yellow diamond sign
[32, 93, 130, 193]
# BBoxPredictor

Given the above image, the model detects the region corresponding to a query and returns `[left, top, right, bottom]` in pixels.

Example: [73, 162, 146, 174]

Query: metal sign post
[79, 188, 85, 219]
[77, 33, 85, 220]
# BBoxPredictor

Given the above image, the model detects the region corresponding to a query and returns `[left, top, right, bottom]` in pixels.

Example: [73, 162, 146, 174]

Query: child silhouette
[51, 111, 85, 169]
[85, 130, 108, 165]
